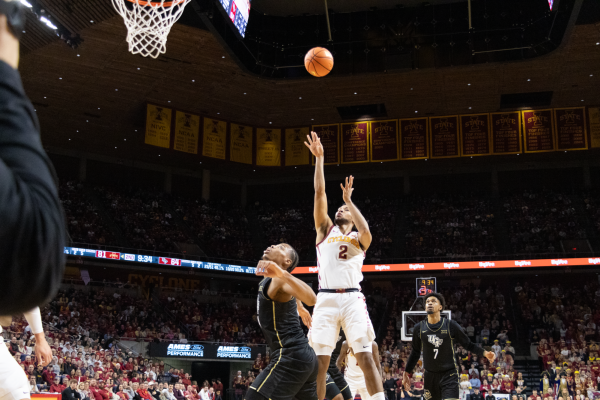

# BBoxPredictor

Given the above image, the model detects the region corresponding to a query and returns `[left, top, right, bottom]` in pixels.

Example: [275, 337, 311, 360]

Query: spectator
[50, 377, 65, 393]
[63, 379, 83, 400]
[161, 384, 176, 400]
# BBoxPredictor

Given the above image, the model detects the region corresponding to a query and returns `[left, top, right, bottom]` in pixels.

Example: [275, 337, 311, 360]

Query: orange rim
[126, 0, 186, 7]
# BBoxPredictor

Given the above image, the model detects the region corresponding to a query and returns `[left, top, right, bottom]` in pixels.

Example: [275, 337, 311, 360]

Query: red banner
[429, 116, 460, 158]
[460, 113, 491, 156]
[341, 122, 370, 164]
[522, 110, 555, 153]
[554, 107, 588, 150]
[292, 257, 600, 274]
[399, 118, 428, 160]
[491, 112, 522, 154]
[311, 124, 340, 165]
[370, 120, 399, 162]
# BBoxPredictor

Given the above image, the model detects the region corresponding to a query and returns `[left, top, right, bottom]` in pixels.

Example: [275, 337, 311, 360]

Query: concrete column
[78, 157, 87, 182]
[202, 169, 210, 201]
[241, 181, 247, 208]
[164, 169, 172, 194]
[491, 169, 499, 197]
[403, 175, 410, 195]
[583, 166, 591, 189]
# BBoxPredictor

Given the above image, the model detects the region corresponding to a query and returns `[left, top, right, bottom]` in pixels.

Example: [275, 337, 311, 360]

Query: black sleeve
[449, 320, 485, 358]
[405, 322, 422, 373]
[0, 61, 66, 314]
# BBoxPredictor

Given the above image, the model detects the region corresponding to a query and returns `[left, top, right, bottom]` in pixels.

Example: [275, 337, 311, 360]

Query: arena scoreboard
[416, 277, 436, 297]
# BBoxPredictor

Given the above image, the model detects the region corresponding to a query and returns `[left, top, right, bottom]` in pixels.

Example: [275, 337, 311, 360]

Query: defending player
[1, 307, 52, 400]
[336, 341, 382, 400]
[248, 244, 318, 400]
[402, 293, 496, 400]
[304, 131, 384, 400]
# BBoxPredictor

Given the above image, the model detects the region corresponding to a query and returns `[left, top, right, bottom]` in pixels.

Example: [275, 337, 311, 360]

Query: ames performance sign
[291, 257, 600, 274]
[149, 343, 266, 360]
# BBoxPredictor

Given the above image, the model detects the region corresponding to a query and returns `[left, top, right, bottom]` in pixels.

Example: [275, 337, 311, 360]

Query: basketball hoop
[111, 0, 191, 58]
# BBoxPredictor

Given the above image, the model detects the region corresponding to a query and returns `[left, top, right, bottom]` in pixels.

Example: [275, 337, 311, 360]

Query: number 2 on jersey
[338, 245, 348, 260]
[433, 349, 438, 359]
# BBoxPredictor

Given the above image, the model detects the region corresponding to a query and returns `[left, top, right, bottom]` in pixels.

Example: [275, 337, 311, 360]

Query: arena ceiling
[14, 0, 600, 179]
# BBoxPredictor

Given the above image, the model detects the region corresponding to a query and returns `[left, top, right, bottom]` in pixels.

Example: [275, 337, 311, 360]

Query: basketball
[304, 47, 334, 78]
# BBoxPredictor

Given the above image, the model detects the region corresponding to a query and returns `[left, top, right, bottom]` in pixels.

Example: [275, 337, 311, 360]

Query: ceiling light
[192, 80, 195, 82]
[19, 0, 32, 7]
[410, 88, 413, 90]
[59, 77, 62, 80]
[222, 56, 225, 58]
[124, 139, 126, 141]
[135, 130, 137, 132]
[590, 74, 593, 77]
[311, 118, 314, 120]
[217, 112, 220, 114]
[269, 122, 272, 124]
[68, 139, 71, 141]
[243, 92, 246, 94]
[582, 99, 585, 101]
[168, 101, 171, 103]
[469, 107, 472, 109]
[159, 155, 161, 157]
[77, 54, 80, 57]
[468, 83, 471, 86]
[40, 17, 57, 29]
[415, 111, 418, 113]
[354, 92, 357, 94]
[527, 79, 531, 81]
[115, 147, 117, 149]
[98, 107, 100, 109]
[86, 120, 88, 122]
[299, 97, 302, 99]
[44, 97, 46, 99]
[137, 68, 140, 70]
[115, 89, 118, 91]
[90, 20, 94, 23]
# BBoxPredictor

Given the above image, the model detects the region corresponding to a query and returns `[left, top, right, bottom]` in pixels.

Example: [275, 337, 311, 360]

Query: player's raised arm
[257, 259, 317, 306]
[341, 176, 372, 250]
[449, 320, 495, 363]
[305, 131, 333, 243]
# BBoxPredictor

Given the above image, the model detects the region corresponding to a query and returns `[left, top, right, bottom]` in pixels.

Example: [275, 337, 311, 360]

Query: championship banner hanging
[311, 124, 340, 165]
[173, 111, 199, 154]
[285, 127, 310, 166]
[589, 108, 600, 148]
[145, 104, 172, 148]
[522, 110, 555, 153]
[490, 112, 522, 155]
[341, 122, 369, 164]
[370, 120, 399, 162]
[429, 116, 460, 158]
[202, 118, 227, 159]
[399, 118, 428, 160]
[256, 128, 281, 166]
[230, 123, 253, 164]
[554, 107, 587, 151]
[460, 113, 491, 156]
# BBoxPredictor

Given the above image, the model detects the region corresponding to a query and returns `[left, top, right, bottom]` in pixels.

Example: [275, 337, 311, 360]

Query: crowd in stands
[173, 198, 256, 260]
[60, 181, 114, 246]
[503, 190, 586, 254]
[99, 187, 193, 253]
[403, 194, 498, 259]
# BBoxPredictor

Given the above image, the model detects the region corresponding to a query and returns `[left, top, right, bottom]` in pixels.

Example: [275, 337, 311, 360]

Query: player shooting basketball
[402, 293, 496, 400]
[304, 131, 385, 400]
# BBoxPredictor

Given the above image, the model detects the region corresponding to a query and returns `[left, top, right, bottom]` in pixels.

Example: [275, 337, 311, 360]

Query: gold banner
[589, 107, 600, 148]
[145, 104, 172, 148]
[285, 127, 310, 166]
[230, 123, 253, 164]
[173, 111, 199, 154]
[202, 118, 227, 160]
[256, 128, 281, 166]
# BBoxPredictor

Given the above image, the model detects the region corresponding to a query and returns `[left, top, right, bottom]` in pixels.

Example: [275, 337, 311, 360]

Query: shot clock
[416, 277, 436, 297]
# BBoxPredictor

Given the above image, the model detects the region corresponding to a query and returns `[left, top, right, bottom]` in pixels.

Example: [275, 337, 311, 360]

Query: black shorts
[423, 369, 459, 400]
[326, 367, 352, 400]
[248, 344, 318, 400]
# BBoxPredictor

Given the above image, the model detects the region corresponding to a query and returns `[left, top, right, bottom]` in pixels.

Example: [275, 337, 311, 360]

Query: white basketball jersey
[316, 225, 365, 289]
[345, 350, 366, 384]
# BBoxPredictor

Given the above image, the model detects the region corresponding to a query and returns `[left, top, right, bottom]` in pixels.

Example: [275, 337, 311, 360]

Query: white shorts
[347, 380, 371, 400]
[0, 341, 30, 400]
[308, 292, 375, 355]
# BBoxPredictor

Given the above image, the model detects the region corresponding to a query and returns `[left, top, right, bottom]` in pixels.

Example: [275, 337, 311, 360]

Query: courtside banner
[554, 107, 587, 151]
[460, 113, 491, 156]
[291, 257, 600, 274]
[311, 124, 340, 165]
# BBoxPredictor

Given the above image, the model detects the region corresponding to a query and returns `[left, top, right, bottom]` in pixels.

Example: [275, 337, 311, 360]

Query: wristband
[0, 0, 25, 39]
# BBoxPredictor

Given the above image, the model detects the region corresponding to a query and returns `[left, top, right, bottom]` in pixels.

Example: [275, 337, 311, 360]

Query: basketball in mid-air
[304, 47, 334, 77]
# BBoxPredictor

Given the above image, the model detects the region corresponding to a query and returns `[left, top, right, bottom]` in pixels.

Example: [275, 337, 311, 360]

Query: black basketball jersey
[415, 318, 459, 373]
[257, 277, 308, 352]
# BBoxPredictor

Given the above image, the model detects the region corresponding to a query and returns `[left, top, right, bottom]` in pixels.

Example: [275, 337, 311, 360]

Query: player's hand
[340, 176, 354, 204]
[255, 260, 285, 278]
[297, 304, 312, 329]
[484, 350, 496, 363]
[402, 372, 412, 391]
[0, 11, 20, 69]
[34, 334, 53, 366]
[304, 131, 324, 158]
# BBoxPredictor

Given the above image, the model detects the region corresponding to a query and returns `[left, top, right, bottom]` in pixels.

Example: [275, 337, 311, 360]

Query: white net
[111, 0, 191, 58]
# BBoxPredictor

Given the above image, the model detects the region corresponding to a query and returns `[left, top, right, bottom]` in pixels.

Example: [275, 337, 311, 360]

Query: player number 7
[433, 349, 438, 359]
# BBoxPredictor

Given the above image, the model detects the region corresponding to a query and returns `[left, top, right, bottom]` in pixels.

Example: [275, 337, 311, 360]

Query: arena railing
[68, 242, 600, 266]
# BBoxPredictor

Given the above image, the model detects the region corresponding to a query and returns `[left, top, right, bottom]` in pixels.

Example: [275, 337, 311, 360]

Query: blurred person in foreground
[0, 0, 67, 316]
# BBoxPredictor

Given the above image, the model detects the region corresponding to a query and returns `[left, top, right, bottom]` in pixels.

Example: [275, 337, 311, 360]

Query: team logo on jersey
[424, 390, 432, 400]
[428, 334, 443, 347]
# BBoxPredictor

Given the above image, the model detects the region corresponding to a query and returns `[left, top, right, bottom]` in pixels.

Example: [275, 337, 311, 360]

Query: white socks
[370, 392, 385, 400]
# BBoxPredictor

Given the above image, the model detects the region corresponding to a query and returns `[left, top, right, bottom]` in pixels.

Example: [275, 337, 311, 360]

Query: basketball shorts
[327, 366, 352, 400]
[0, 341, 30, 400]
[423, 369, 459, 400]
[309, 292, 375, 355]
[247, 343, 318, 400]
[347, 377, 371, 400]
